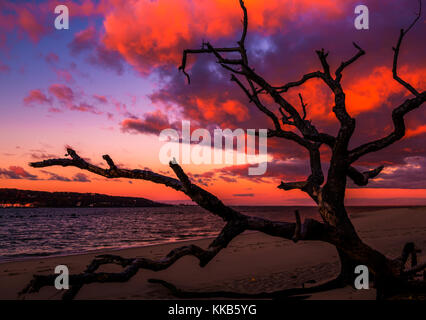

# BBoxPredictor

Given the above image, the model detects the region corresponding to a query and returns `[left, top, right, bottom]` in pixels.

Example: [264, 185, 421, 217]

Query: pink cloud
[94, 95, 108, 104]
[71, 102, 102, 115]
[48, 84, 74, 103]
[15, 7, 47, 42]
[23, 90, 51, 105]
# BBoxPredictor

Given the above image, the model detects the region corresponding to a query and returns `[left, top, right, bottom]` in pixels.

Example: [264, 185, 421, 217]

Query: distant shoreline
[0, 188, 171, 208]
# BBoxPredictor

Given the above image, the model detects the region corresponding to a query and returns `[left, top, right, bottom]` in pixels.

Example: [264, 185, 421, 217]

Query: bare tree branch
[179, 47, 241, 83]
[335, 42, 365, 82]
[273, 71, 325, 93]
[347, 165, 384, 186]
[298, 93, 307, 120]
[30, 148, 241, 222]
[349, 93, 426, 162]
[349, 0, 424, 162]
[392, 0, 422, 96]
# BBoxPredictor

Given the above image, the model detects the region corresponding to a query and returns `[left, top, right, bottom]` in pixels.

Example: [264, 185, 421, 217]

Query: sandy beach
[0, 206, 425, 300]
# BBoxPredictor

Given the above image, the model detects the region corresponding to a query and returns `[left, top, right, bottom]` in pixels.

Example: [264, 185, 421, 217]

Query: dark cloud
[357, 156, 426, 189]
[0, 166, 38, 180]
[69, 26, 124, 75]
[212, 159, 310, 183]
[39, 171, 91, 183]
[0, 167, 91, 183]
[40, 170, 72, 182]
[72, 173, 91, 182]
[121, 110, 179, 135]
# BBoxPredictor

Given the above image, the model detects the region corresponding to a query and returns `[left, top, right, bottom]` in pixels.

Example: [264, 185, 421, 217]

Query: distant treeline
[0, 188, 170, 208]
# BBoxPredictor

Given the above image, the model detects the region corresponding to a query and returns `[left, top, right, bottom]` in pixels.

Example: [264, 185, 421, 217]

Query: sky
[0, 0, 425, 206]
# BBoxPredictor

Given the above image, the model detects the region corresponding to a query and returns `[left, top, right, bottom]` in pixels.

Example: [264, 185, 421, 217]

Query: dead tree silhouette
[21, 0, 425, 300]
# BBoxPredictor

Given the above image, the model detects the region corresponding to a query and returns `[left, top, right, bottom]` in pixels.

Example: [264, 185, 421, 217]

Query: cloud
[345, 66, 426, 116]
[364, 157, 426, 189]
[39, 171, 91, 183]
[93, 95, 108, 104]
[0, 166, 91, 183]
[177, 158, 311, 187]
[15, 6, 47, 42]
[220, 176, 238, 183]
[24, 84, 103, 115]
[72, 173, 91, 182]
[102, 0, 344, 73]
[121, 109, 178, 135]
[214, 159, 310, 183]
[0, 166, 38, 180]
[69, 26, 97, 54]
[23, 90, 51, 106]
[406, 125, 426, 139]
[40, 170, 71, 182]
[70, 102, 102, 114]
[233, 193, 254, 197]
[69, 26, 124, 74]
[48, 84, 74, 103]
[30, 152, 58, 160]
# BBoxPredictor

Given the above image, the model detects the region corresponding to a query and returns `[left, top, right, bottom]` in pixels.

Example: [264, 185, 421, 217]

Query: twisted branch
[23, 148, 334, 299]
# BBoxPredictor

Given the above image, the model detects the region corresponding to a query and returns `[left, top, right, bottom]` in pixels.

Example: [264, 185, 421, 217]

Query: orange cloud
[192, 97, 250, 123]
[345, 66, 426, 116]
[102, 0, 344, 72]
[406, 124, 426, 138]
[281, 66, 425, 123]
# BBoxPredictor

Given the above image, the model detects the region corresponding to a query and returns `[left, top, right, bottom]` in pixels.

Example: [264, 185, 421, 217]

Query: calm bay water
[0, 206, 323, 262]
